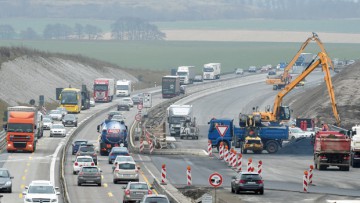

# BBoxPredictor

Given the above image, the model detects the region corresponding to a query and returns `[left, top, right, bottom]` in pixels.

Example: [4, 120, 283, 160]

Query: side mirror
[2, 124, 7, 131]
[22, 191, 27, 195]
[97, 125, 100, 132]
[100, 170, 102, 173]
[137, 166, 141, 170]
[25, 186, 29, 189]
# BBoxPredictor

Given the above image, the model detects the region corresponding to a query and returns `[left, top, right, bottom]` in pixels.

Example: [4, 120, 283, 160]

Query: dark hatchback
[231, 172, 264, 195]
[72, 139, 88, 155]
[0, 168, 13, 193]
[77, 166, 102, 186]
[108, 147, 129, 164]
[77, 144, 98, 165]
[62, 114, 78, 127]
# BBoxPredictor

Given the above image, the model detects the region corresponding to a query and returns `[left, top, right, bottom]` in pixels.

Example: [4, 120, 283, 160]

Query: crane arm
[280, 33, 334, 83]
[272, 52, 340, 126]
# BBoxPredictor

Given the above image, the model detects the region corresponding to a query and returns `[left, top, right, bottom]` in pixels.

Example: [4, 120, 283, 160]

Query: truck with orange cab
[5, 106, 41, 152]
[314, 131, 351, 171]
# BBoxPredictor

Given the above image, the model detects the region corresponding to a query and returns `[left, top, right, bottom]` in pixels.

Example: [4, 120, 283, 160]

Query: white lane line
[50, 142, 64, 184]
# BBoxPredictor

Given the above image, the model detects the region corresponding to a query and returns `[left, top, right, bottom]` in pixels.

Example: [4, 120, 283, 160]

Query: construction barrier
[309, 165, 314, 185]
[208, 140, 213, 157]
[219, 142, 224, 160]
[303, 170, 308, 193]
[228, 149, 234, 167]
[224, 146, 229, 163]
[237, 153, 242, 172]
[139, 138, 144, 153]
[258, 160, 263, 176]
[187, 166, 192, 186]
[247, 158, 253, 172]
[232, 151, 237, 168]
[149, 140, 154, 154]
[161, 164, 167, 185]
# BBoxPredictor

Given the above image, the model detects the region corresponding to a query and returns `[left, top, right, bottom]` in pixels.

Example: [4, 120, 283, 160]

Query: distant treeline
[0, 17, 165, 40]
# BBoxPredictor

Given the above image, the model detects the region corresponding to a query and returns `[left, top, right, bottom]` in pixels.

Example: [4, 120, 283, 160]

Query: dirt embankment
[285, 62, 360, 129]
[0, 55, 138, 106]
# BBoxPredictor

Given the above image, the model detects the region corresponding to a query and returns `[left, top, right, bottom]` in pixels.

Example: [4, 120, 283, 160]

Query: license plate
[135, 192, 144, 195]
[123, 174, 130, 177]
[247, 182, 256, 184]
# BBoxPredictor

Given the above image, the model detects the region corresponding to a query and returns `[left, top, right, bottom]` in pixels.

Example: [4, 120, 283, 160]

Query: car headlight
[5, 181, 11, 186]
[25, 198, 32, 202]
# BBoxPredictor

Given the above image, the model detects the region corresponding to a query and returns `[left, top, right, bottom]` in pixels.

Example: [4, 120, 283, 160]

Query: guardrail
[0, 130, 6, 152]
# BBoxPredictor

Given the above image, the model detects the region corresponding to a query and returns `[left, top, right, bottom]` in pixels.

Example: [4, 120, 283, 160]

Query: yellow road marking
[24, 169, 28, 173]
[22, 176, 26, 181]
[140, 171, 158, 195]
[101, 175, 104, 180]
[21, 184, 25, 189]
[26, 163, 30, 166]
[103, 183, 108, 188]
[108, 192, 113, 197]
[29, 156, 33, 160]
[19, 193, 23, 198]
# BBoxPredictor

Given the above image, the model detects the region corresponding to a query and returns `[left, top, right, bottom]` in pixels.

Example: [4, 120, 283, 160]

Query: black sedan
[62, 114, 78, 127]
[0, 168, 13, 193]
[231, 172, 264, 194]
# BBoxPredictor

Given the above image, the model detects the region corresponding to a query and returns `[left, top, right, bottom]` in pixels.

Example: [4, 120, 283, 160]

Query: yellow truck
[242, 136, 263, 154]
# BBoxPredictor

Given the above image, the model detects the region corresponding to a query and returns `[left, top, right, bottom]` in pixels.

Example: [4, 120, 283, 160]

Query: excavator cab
[277, 106, 291, 121]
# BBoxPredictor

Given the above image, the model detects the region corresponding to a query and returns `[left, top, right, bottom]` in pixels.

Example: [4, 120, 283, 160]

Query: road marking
[103, 183, 108, 188]
[101, 175, 104, 180]
[27, 163, 30, 166]
[50, 142, 64, 184]
[29, 156, 32, 160]
[21, 184, 25, 189]
[140, 171, 158, 195]
[22, 176, 26, 180]
[108, 192, 113, 197]
[19, 193, 23, 198]
[24, 169, 28, 173]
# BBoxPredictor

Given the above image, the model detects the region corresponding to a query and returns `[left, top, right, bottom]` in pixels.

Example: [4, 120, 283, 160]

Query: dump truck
[5, 106, 42, 152]
[313, 131, 351, 171]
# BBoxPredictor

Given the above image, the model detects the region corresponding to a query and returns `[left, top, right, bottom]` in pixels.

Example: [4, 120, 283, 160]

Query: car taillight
[93, 153, 96, 156]
[75, 162, 78, 166]
[109, 153, 113, 156]
[239, 180, 246, 184]
[257, 180, 264, 184]
[148, 190, 152, 195]
[320, 155, 327, 159]
[79, 172, 83, 175]
[344, 156, 350, 160]
[91, 162, 95, 166]
[125, 190, 130, 195]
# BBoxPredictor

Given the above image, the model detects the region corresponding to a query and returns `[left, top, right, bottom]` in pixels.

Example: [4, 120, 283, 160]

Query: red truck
[93, 78, 115, 103]
[313, 131, 351, 171]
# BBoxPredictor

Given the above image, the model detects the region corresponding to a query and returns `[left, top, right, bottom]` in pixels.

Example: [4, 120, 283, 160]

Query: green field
[0, 40, 359, 72]
[2, 18, 360, 34]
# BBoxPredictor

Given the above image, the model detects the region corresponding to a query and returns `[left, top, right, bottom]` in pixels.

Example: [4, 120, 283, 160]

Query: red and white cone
[139, 138, 144, 153]
[247, 158, 253, 172]
[258, 160, 263, 176]
[149, 140, 154, 154]
[219, 143, 224, 160]
[309, 165, 314, 185]
[208, 140, 213, 157]
[232, 151, 237, 168]
[303, 171, 308, 192]
[237, 153, 242, 172]
[228, 149, 234, 167]
[187, 166, 192, 186]
[161, 164, 167, 185]
[224, 146, 229, 163]
[146, 131, 151, 142]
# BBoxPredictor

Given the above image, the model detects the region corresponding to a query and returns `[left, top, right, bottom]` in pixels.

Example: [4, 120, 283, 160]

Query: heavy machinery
[179, 117, 199, 140]
[257, 52, 341, 127]
[266, 33, 333, 90]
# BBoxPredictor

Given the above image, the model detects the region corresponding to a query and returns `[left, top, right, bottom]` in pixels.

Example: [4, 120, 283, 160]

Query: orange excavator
[256, 52, 341, 126]
[266, 33, 333, 90]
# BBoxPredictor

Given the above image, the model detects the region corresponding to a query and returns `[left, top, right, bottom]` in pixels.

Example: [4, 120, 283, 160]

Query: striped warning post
[247, 158, 253, 172]
[161, 164, 167, 185]
[219, 143, 224, 160]
[309, 165, 314, 185]
[258, 160, 263, 176]
[149, 140, 154, 154]
[237, 153, 242, 172]
[224, 146, 229, 163]
[228, 149, 234, 167]
[208, 140, 213, 157]
[303, 170, 308, 192]
[187, 166, 192, 186]
[139, 138, 144, 153]
[232, 151, 237, 168]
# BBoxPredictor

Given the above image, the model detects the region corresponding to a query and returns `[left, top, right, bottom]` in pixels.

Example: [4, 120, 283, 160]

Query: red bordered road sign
[137, 104, 143, 110]
[135, 113, 142, 121]
[216, 125, 228, 137]
[209, 172, 223, 188]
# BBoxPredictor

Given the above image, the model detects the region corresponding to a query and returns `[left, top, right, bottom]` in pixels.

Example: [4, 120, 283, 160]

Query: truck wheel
[266, 141, 279, 153]
[340, 166, 350, 171]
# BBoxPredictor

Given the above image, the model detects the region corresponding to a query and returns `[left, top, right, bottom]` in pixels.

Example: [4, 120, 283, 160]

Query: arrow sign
[216, 125, 228, 137]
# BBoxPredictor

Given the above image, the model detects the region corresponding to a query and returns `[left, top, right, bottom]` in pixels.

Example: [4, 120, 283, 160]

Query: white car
[23, 180, 60, 203]
[48, 110, 62, 121]
[120, 97, 134, 107]
[112, 155, 135, 171]
[289, 127, 314, 140]
[113, 161, 139, 183]
[50, 124, 66, 137]
[73, 156, 95, 175]
[90, 98, 95, 107]
[42, 117, 53, 130]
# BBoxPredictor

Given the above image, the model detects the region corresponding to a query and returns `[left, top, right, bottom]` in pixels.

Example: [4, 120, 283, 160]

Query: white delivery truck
[351, 125, 360, 167]
[116, 80, 132, 97]
[167, 105, 193, 136]
[203, 63, 221, 80]
[176, 66, 196, 85]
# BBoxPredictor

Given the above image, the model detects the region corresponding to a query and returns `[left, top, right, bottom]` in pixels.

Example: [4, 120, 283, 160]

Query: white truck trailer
[203, 63, 221, 80]
[176, 66, 196, 85]
[116, 80, 132, 97]
[351, 125, 360, 167]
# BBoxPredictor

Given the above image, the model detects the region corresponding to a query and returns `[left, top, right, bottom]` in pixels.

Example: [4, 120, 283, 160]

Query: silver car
[113, 161, 139, 184]
[49, 110, 63, 121]
[123, 182, 153, 203]
[50, 124, 66, 137]
[140, 194, 170, 203]
[42, 117, 53, 130]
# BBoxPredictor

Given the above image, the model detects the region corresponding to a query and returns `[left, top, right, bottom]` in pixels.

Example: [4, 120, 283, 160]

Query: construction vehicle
[314, 131, 351, 171]
[81, 84, 91, 110]
[241, 135, 263, 154]
[257, 52, 341, 127]
[167, 105, 193, 136]
[179, 117, 199, 140]
[266, 33, 333, 90]
[4, 106, 42, 152]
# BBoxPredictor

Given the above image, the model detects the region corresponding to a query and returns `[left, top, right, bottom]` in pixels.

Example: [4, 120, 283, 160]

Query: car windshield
[50, 110, 61, 114]
[177, 71, 188, 76]
[52, 125, 64, 129]
[170, 117, 186, 124]
[144, 197, 169, 203]
[43, 118, 52, 122]
[118, 163, 135, 170]
[77, 157, 93, 162]
[28, 185, 55, 194]
[94, 84, 108, 91]
[79, 146, 94, 152]
[291, 128, 303, 133]
[112, 115, 123, 119]
[241, 174, 261, 180]
[203, 67, 214, 72]
[7, 123, 33, 133]
[64, 115, 75, 119]
[130, 183, 148, 190]
[75, 141, 87, 146]
[122, 98, 131, 102]
[115, 156, 133, 162]
[0, 170, 9, 177]
[247, 140, 261, 144]
[81, 167, 99, 173]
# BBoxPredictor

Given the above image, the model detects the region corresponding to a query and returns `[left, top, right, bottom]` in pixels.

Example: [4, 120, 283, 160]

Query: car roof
[144, 194, 168, 198]
[76, 156, 93, 159]
[29, 180, 53, 186]
[117, 161, 136, 164]
[240, 172, 260, 175]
